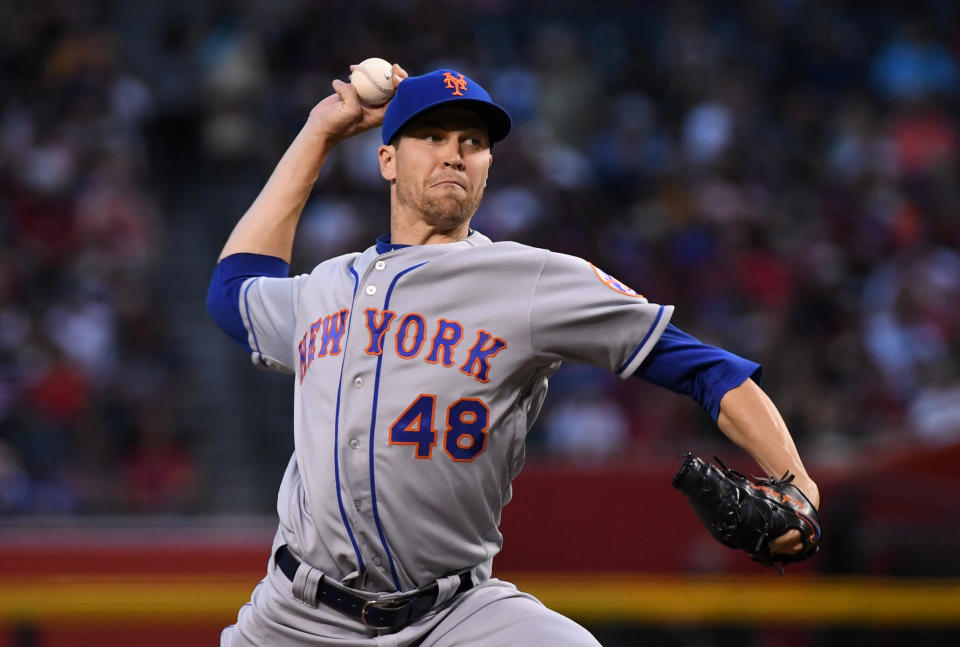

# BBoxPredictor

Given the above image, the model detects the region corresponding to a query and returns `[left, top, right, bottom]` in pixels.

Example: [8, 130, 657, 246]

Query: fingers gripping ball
[672, 453, 822, 572]
[350, 57, 396, 106]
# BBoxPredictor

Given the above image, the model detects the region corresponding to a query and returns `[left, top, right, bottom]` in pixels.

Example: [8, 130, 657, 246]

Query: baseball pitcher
[208, 63, 820, 646]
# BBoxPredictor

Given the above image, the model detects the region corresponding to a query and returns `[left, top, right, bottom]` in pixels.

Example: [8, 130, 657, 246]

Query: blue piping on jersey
[616, 305, 665, 374]
[369, 261, 429, 591]
[333, 266, 366, 573]
[242, 279, 267, 367]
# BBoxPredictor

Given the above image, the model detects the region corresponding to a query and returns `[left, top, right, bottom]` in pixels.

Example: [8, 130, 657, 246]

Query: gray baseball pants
[221, 558, 601, 646]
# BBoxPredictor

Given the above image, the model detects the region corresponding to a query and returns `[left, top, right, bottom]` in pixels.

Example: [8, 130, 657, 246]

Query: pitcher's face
[380, 107, 493, 231]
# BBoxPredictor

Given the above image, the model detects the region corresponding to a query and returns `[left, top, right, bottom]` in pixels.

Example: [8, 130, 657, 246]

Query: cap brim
[391, 97, 512, 144]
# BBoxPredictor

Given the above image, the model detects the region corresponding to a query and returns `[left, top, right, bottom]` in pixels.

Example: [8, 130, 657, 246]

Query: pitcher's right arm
[219, 64, 407, 262]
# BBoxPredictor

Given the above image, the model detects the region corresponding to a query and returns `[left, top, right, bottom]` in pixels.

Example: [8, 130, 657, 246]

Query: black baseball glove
[672, 453, 821, 572]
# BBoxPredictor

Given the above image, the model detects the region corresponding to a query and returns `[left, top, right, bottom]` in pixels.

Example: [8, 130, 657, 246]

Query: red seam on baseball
[357, 66, 393, 95]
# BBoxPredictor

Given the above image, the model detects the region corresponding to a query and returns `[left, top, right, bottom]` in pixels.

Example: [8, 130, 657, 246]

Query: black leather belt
[275, 545, 474, 631]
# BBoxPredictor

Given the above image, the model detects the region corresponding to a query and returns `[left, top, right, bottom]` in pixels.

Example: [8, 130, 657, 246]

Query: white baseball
[350, 57, 396, 106]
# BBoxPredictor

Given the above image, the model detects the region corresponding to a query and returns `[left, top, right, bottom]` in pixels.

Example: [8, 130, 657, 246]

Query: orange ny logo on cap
[442, 72, 468, 96]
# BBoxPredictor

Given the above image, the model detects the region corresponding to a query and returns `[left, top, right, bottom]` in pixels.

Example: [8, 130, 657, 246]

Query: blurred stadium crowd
[1, 0, 958, 517]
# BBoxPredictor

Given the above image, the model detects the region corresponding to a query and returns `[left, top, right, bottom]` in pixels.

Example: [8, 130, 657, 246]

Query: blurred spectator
[543, 392, 631, 461]
[682, 102, 734, 167]
[871, 22, 959, 102]
[889, 105, 958, 177]
[0, 440, 28, 514]
[908, 363, 960, 445]
[120, 405, 198, 512]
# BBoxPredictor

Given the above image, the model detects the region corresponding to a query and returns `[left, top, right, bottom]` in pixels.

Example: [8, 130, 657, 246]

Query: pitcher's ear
[379, 144, 396, 181]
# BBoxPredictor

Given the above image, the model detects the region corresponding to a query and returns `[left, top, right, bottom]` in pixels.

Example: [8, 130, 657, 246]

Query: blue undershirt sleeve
[636, 323, 762, 421]
[206, 253, 290, 352]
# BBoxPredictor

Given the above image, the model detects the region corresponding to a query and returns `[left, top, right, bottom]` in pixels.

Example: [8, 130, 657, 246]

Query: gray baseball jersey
[237, 230, 672, 594]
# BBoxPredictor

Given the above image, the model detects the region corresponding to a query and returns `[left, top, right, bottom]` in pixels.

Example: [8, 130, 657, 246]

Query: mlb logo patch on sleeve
[590, 263, 643, 297]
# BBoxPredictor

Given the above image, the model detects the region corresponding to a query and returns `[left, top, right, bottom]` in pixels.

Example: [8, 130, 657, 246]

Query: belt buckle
[360, 598, 411, 630]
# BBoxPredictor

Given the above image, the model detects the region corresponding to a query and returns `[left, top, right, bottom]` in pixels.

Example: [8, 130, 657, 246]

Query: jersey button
[374, 261, 386, 270]
[349, 438, 360, 449]
[354, 499, 362, 511]
[365, 285, 377, 295]
[353, 376, 364, 388]
[373, 557, 383, 566]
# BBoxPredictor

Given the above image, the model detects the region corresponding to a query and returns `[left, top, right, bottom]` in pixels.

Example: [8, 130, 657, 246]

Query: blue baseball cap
[381, 69, 512, 145]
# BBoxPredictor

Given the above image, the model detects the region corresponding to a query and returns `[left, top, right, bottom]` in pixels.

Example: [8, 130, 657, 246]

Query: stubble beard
[402, 182, 486, 233]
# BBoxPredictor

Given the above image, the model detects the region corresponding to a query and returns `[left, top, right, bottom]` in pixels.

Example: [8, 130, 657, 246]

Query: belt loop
[433, 574, 461, 606]
[292, 561, 324, 607]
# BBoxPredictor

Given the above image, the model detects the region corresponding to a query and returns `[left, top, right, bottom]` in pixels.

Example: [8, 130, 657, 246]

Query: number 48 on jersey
[389, 394, 489, 462]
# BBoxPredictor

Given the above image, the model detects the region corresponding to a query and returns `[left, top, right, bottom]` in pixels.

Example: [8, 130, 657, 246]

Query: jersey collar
[375, 234, 411, 255]
[375, 230, 478, 255]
